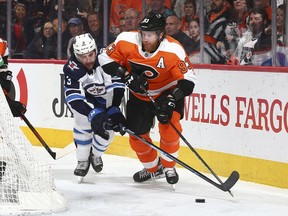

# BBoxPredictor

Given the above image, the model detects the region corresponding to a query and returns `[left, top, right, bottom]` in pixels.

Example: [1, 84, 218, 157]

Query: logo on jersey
[129, 61, 159, 79]
[68, 60, 79, 71]
[106, 43, 116, 56]
[85, 84, 106, 96]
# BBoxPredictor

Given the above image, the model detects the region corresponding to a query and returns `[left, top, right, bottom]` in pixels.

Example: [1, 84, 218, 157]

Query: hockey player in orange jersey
[0, 38, 26, 117]
[98, 13, 197, 185]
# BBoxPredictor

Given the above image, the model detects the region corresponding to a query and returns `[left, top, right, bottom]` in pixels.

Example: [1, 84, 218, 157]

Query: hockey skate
[164, 167, 179, 191]
[133, 163, 165, 183]
[90, 153, 103, 173]
[74, 161, 90, 183]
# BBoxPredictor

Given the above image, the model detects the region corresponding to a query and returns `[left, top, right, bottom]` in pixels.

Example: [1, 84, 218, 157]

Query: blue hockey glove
[88, 108, 109, 140]
[124, 72, 148, 93]
[106, 106, 126, 134]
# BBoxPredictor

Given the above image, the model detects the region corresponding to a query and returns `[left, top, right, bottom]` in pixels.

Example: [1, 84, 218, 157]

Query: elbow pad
[102, 62, 126, 77]
[172, 80, 195, 100]
[115, 66, 127, 77]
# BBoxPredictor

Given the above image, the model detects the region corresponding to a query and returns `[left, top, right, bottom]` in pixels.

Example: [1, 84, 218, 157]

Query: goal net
[0, 89, 66, 215]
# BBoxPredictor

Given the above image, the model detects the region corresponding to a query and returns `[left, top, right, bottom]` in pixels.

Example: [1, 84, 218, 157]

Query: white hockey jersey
[63, 55, 125, 117]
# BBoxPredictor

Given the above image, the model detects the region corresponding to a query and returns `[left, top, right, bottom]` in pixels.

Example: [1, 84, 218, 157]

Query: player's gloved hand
[105, 106, 126, 135]
[124, 72, 148, 93]
[6, 97, 27, 117]
[156, 96, 176, 124]
[0, 71, 12, 92]
[88, 108, 109, 140]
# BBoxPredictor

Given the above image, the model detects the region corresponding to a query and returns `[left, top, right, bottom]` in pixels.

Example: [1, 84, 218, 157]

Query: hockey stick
[143, 88, 238, 197]
[20, 113, 75, 160]
[121, 126, 239, 192]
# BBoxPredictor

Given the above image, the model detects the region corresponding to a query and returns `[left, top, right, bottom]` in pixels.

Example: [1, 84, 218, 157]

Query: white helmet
[73, 33, 97, 56]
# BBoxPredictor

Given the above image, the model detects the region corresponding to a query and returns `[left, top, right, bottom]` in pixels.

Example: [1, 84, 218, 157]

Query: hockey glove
[106, 106, 126, 135]
[88, 108, 109, 140]
[0, 71, 12, 92]
[124, 72, 148, 93]
[156, 96, 176, 124]
[6, 97, 27, 117]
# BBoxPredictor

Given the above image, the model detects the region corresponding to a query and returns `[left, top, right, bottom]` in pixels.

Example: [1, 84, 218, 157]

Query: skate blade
[77, 176, 84, 183]
[171, 184, 176, 191]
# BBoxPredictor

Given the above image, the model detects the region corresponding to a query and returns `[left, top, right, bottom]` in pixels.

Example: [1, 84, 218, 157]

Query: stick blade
[221, 171, 240, 191]
[55, 143, 76, 160]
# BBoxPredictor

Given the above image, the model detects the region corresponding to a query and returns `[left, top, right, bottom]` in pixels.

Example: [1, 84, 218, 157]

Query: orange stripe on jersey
[105, 31, 196, 101]
[0, 40, 7, 57]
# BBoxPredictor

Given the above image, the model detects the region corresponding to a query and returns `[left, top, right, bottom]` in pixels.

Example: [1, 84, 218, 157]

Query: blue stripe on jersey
[94, 97, 106, 105]
[74, 138, 93, 145]
[106, 83, 125, 91]
[74, 128, 92, 134]
[92, 144, 105, 153]
[93, 136, 106, 147]
[65, 94, 86, 103]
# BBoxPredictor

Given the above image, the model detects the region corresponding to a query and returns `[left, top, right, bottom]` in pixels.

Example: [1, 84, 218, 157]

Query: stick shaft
[123, 126, 238, 192]
[20, 113, 56, 159]
[144, 89, 235, 196]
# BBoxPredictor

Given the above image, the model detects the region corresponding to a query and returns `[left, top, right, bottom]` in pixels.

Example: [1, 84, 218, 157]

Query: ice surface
[40, 148, 288, 216]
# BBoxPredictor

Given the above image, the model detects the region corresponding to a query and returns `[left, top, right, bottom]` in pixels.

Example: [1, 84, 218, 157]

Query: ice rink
[35, 147, 288, 216]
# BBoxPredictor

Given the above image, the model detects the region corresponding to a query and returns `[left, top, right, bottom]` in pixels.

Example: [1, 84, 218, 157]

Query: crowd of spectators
[0, 0, 286, 66]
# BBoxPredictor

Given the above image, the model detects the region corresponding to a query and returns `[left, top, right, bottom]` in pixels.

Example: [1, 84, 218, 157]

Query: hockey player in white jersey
[63, 33, 126, 182]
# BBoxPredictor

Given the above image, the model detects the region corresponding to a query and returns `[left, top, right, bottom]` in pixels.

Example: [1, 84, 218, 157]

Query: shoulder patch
[68, 60, 79, 71]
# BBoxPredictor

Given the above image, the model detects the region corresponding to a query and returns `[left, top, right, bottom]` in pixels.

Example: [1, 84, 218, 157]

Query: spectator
[174, 0, 211, 18]
[223, 22, 241, 61]
[63, 0, 82, 21]
[23, 21, 57, 59]
[87, 12, 115, 48]
[251, 0, 271, 20]
[232, 0, 250, 36]
[276, 4, 286, 46]
[109, 0, 134, 36]
[165, 15, 196, 54]
[148, 0, 175, 18]
[50, 0, 65, 20]
[251, 0, 271, 34]
[261, 3, 287, 67]
[52, 17, 71, 59]
[180, 0, 197, 36]
[188, 18, 201, 63]
[128, 0, 173, 20]
[66, 17, 85, 59]
[124, 8, 141, 31]
[146, 0, 173, 10]
[203, 0, 233, 64]
[173, 0, 186, 18]
[11, 3, 45, 58]
[231, 8, 271, 65]
[119, 18, 126, 33]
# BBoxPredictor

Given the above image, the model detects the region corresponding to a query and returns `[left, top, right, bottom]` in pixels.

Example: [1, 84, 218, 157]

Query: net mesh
[0, 89, 66, 215]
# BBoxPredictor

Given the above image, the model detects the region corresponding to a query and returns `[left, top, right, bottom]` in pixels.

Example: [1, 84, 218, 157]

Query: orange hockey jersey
[98, 31, 197, 101]
[0, 38, 9, 58]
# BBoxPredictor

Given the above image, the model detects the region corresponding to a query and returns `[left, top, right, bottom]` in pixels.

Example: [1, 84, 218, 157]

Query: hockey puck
[195, 198, 205, 203]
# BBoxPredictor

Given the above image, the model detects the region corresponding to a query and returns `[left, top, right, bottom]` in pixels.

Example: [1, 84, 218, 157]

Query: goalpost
[0, 89, 66, 215]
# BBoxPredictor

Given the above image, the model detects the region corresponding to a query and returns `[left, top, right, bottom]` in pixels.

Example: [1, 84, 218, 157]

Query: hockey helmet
[73, 33, 97, 56]
[139, 13, 166, 32]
